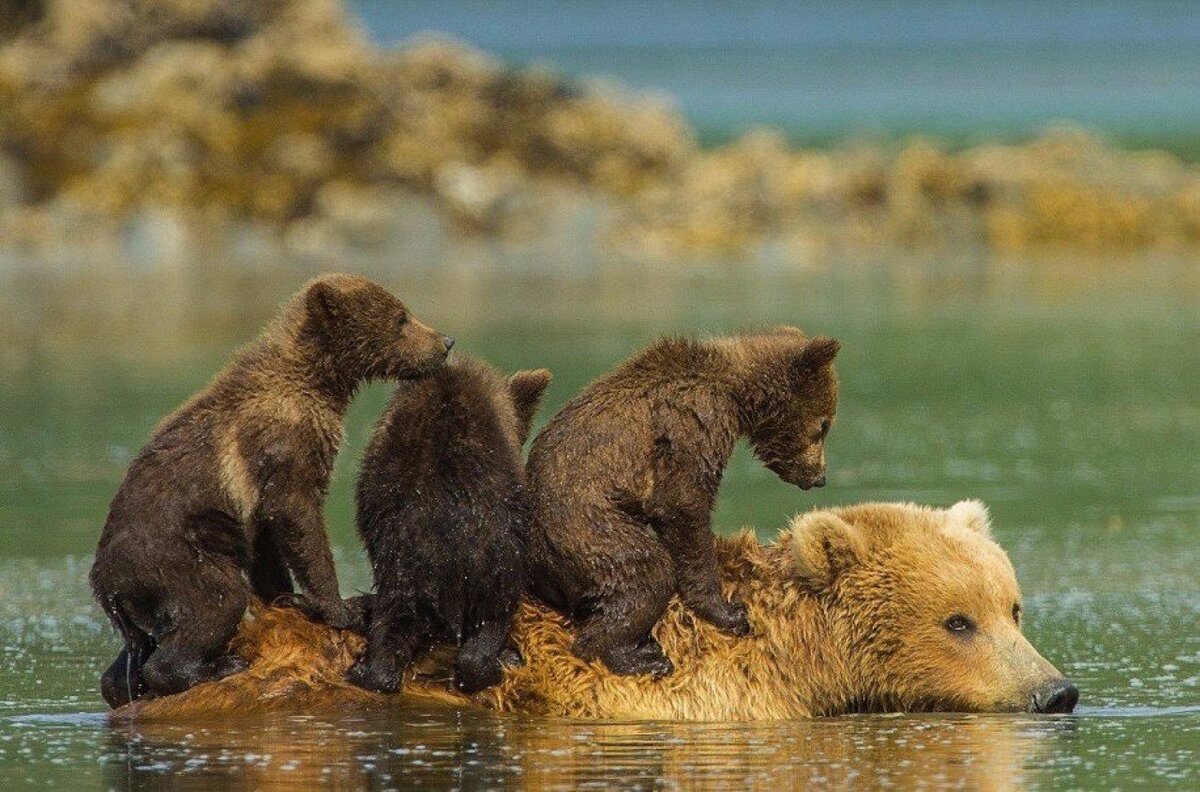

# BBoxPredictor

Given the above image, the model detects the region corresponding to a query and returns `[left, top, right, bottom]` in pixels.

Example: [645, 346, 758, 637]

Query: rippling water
[0, 248, 1197, 787]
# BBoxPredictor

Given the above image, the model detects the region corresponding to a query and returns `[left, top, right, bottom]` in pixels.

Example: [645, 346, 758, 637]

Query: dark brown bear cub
[90, 274, 453, 708]
[348, 356, 552, 694]
[527, 328, 840, 678]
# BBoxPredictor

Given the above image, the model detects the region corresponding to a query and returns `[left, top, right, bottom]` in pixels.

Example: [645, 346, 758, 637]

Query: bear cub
[90, 274, 453, 708]
[348, 355, 552, 694]
[527, 328, 840, 677]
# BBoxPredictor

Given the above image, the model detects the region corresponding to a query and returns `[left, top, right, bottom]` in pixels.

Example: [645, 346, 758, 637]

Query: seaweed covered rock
[613, 127, 1200, 257]
[2, 0, 1199, 258]
[0, 0, 691, 240]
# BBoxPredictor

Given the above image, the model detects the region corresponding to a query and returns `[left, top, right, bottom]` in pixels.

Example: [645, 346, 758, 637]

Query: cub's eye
[944, 614, 976, 635]
[818, 418, 832, 438]
[1012, 603, 1022, 626]
[396, 312, 409, 328]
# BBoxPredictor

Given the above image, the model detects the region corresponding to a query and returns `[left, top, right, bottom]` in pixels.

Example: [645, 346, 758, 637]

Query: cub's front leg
[658, 509, 750, 636]
[648, 477, 750, 636]
[257, 486, 359, 631]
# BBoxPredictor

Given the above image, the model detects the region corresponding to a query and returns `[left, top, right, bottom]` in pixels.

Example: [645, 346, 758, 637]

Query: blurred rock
[0, 1, 44, 43]
[1, 0, 1199, 260]
[434, 159, 534, 234]
[122, 206, 191, 268]
[0, 153, 25, 210]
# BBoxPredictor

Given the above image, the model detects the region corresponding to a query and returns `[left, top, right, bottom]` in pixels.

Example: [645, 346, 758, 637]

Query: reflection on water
[6, 704, 1198, 788]
[0, 705, 1075, 789]
[95, 711, 1067, 789]
[0, 247, 1197, 787]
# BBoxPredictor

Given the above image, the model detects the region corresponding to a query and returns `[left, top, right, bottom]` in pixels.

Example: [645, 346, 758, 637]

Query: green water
[0, 253, 1197, 787]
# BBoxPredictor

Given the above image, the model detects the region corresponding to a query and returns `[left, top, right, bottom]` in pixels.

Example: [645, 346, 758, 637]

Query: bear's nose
[1032, 679, 1079, 714]
[812, 475, 826, 488]
[442, 336, 455, 351]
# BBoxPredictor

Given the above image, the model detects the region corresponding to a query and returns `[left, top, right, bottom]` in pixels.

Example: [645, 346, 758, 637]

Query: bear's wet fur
[347, 355, 552, 694]
[114, 502, 1076, 722]
[89, 274, 453, 708]
[525, 328, 840, 677]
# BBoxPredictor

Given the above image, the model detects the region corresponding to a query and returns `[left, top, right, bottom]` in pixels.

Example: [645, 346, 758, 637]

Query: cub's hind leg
[138, 563, 250, 697]
[569, 514, 676, 678]
[100, 646, 150, 708]
[456, 587, 523, 693]
[92, 552, 158, 707]
[249, 527, 293, 603]
[346, 592, 421, 694]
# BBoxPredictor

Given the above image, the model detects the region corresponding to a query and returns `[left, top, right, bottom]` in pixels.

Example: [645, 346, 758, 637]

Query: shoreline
[3, 1, 1200, 261]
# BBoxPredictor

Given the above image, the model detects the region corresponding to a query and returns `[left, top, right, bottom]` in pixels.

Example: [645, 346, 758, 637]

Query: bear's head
[300, 274, 453, 382]
[787, 500, 1077, 714]
[740, 328, 840, 491]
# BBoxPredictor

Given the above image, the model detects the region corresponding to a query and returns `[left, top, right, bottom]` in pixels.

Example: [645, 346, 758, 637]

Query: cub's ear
[305, 281, 340, 328]
[792, 336, 841, 376]
[508, 368, 553, 444]
[947, 500, 991, 537]
[789, 510, 865, 589]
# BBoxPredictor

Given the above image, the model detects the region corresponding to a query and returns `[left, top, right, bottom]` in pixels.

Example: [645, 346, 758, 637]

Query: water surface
[0, 249, 1197, 787]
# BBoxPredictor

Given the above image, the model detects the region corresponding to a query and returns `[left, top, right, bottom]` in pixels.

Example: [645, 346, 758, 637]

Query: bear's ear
[789, 510, 866, 588]
[305, 281, 340, 329]
[508, 368, 553, 444]
[947, 500, 991, 537]
[792, 336, 841, 376]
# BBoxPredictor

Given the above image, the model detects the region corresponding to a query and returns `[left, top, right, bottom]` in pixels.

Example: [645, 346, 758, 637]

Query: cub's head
[787, 501, 1077, 715]
[300, 274, 453, 381]
[741, 329, 840, 490]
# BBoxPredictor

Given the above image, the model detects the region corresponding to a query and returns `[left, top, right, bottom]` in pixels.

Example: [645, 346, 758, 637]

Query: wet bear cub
[527, 328, 840, 678]
[349, 356, 552, 694]
[90, 274, 453, 708]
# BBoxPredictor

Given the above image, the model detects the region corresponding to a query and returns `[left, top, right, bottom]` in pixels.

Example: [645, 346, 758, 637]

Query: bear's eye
[818, 418, 832, 438]
[396, 311, 409, 329]
[1012, 603, 1021, 626]
[944, 614, 976, 635]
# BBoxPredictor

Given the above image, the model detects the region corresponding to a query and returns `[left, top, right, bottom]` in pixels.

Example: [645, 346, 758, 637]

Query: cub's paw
[346, 659, 401, 694]
[273, 594, 362, 632]
[272, 592, 319, 618]
[454, 659, 504, 694]
[637, 652, 675, 680]
[599, 640, 675, 679]
[100, 655, 149, 709]
[498, 647, 525, 670]
[336, 596, 372, 634]
[210, 654, 249, 680]
[702, 598, 751, 637]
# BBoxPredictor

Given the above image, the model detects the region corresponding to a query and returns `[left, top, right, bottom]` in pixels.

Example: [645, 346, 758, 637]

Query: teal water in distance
[351, 0, 1200, 153]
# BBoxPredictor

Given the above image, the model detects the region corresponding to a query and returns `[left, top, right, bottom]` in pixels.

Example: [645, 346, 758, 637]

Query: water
[0, 245, 1196, 786]
[350, 0, 1200, 153]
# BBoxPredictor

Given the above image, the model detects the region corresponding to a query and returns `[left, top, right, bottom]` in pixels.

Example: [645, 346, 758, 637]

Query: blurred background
[0, 1, 1197, 787]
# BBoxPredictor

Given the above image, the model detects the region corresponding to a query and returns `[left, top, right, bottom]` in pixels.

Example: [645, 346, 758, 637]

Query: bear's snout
[1031, 678, 1079, 714]
[796, 473, 826, 490]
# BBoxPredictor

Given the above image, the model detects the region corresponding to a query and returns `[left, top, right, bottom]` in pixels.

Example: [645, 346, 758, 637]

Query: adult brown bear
[115, 501, 1077, 721]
